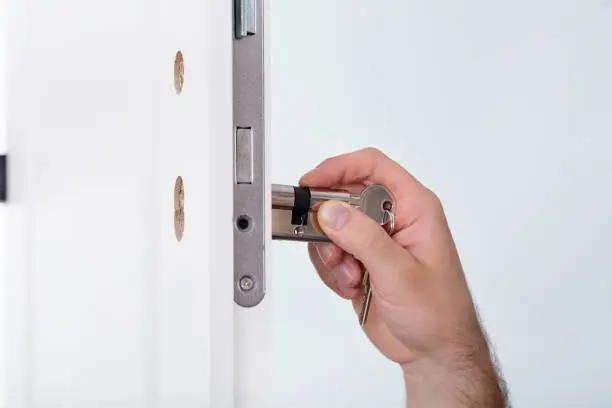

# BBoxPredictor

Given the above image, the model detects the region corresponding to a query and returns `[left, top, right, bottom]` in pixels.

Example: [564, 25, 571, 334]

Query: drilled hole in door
[174, 50, 184, 94]
[174, 176, 185, 242]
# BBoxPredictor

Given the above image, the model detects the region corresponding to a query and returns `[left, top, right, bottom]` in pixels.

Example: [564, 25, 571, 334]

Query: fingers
[308, 243, 362, 299]
[299, 148, 424, 201]
[316, 201, 419, 299]
[300, 148, 448, 267]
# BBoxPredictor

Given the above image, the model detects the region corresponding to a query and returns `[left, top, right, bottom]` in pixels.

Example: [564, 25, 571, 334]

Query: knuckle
[316, 156, 334, 169]
[362, 147, 386, 160]
[424, 188, 445, 215]
[323, 245, 343, 267]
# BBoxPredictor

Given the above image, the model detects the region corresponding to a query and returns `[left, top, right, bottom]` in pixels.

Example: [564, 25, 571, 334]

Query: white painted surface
[2, 0, 236, 406]
[269, 1, 612, 407]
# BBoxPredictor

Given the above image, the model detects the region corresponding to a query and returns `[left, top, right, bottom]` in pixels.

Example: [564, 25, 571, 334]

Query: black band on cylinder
[291, 186, 311, 225]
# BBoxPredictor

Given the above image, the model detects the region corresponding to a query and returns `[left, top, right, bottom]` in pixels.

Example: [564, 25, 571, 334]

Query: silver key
[358, 208, 395, 327]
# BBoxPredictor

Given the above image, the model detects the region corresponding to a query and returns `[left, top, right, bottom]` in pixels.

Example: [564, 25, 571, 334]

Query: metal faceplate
[233, 0, 265, 307]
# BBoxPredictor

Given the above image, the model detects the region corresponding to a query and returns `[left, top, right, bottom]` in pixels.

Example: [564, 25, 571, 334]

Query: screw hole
[174, 176, 185, 242]
[382, 200, 392, 211]
[293, 225, 305, 237]
[174, 50, 184, 94]
[236, 215, 252, 231]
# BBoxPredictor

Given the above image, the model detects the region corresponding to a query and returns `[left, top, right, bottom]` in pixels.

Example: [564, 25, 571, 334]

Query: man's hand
[301, 148, 508, 407]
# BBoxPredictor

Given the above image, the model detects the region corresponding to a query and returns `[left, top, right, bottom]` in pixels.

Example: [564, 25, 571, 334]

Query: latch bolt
[235, 0, 257, 39]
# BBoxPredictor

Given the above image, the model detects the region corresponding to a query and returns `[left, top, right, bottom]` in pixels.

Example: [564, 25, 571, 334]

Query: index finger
[299, 148, 424, 202]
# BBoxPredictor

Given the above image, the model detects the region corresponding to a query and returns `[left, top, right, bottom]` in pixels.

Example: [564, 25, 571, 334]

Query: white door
[1, 0, 270, 406]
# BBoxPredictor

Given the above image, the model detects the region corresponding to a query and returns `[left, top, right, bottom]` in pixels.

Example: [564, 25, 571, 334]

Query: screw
[239, 276, 254, 292]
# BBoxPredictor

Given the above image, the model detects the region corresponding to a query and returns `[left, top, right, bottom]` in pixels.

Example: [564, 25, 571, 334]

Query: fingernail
[336, 286, 358, 300]
[315, 243, 335, 265]
[331, 280, 350, 299]
[318, 202, 349, 231]
[335, 286, 350, 299]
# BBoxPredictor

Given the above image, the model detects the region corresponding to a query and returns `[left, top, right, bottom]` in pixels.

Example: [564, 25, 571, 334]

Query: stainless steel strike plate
[233, 0, 265, 308]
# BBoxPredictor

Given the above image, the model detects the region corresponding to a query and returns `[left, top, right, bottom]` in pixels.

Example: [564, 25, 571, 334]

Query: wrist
[401, 336, 507, 407]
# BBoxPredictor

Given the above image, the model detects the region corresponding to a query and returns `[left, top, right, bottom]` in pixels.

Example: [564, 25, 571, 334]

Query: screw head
[239, 276, 254, 292]
[293, 226, 305, 238]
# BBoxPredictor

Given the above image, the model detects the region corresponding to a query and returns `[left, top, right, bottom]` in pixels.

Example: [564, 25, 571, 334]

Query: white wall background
[269, 1, 612, 407]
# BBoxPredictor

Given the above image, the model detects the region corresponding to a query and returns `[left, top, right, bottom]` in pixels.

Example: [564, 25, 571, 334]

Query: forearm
[402, 337, 508, 407]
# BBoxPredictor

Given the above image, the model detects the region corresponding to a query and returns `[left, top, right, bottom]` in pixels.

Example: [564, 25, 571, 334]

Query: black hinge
[0, 154, 6, 202]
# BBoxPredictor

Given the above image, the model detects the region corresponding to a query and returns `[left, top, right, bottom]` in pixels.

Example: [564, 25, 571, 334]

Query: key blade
[359, 288, 372, 327]
[358, 208, 395, 327]
[359, 292, 372, 326]
[358, 270, 372, 326]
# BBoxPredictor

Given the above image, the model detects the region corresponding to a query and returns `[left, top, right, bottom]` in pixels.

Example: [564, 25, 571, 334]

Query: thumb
[316, 201, 417, 295]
